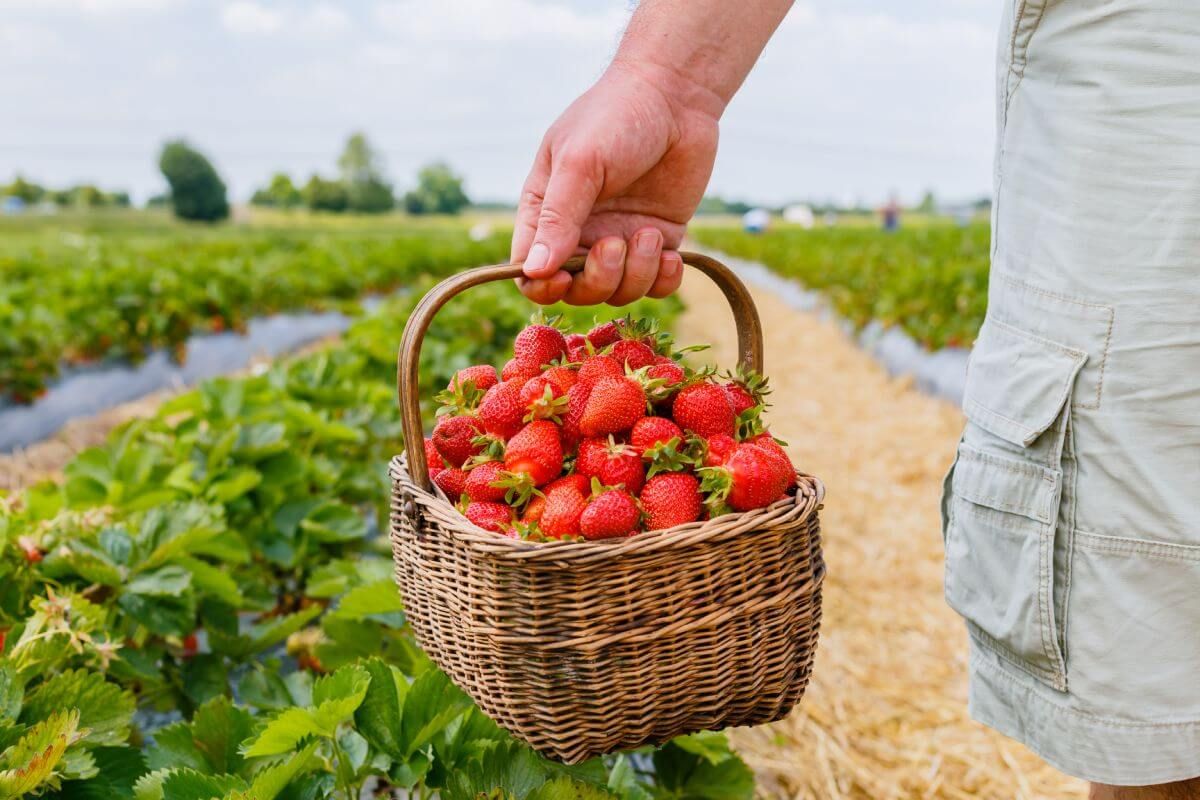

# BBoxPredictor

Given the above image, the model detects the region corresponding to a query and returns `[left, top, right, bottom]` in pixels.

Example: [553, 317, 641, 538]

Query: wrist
[606, 56, 728, 122]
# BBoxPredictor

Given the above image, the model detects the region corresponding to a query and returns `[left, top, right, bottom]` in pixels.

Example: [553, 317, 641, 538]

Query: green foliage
[0, 237, 732, 797]
[301, 176, 349, 213]
[338, 133, 394, 214]
[158, 140, 230, 223]
[691, 222, 990, 350]
[403, 162, 469, 215]
[251, 174, 303, 210]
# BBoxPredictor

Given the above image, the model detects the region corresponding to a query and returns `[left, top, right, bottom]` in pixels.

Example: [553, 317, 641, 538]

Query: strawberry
[464, 460, 508, 503]
[518, 376, 567, 421]
[448, 364, 498, 394]
[596, 438, 645, 494]
[19, 536, 43, 564]
[580, 376, 646, 437]
[542, 365, 578, 394]
[652, 354, 675, 365]
[522, 494, 547, 524]
[630, 416, 683, 456]
[609, 339, 657, 371]
[701, 433, 737, 467]
[560, 382, 589, 450]
[431, 415, 484, 467]
[540, 476, 590, 539]
[501, 357, 542, 384]
[433, 466, 468, 499]
[513, 322, 568, 368]
[575, 437, 609, 479]
[577, 354, 623, 388]
[478, 381, 525, 440]
[724, 383, 757, 417]
[580, 488, 640, 540]
[565, 333, 587, 351]
[699, 443, 790, 514]
[504, 420, 563, 487]
[586, 320, 621, 349]
[672, 381, 735, 438]
[640, 472, 703, 530]
[647, 361, 686, 388]
[568, 344, 590, 363]
[423, 437, 446, 478]
[464, 501, 513, 533]
[746, 432, 797, 490]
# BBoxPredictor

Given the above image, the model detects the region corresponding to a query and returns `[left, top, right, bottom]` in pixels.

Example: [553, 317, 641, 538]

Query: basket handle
[398, 251, 763, 490]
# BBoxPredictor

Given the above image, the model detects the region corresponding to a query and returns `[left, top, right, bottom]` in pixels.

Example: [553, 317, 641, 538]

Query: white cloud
[0, 0, 178, 12]
[373, 0, 625, 45]
[220, 1, 284, 35]
[219, 1, 352, 37]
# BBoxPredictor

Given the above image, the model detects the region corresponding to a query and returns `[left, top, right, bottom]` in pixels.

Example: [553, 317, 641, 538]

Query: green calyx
[490, 470, 543, 508]
[644, 436, 695, 478]
[434, 378, 485, 416]
[523, 383, 569, 423]
[470, 433, 506, 461]
[697, 466, 734, 518]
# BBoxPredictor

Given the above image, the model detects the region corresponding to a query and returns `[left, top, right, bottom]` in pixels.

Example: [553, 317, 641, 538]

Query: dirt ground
[673, 271, 1088, 800]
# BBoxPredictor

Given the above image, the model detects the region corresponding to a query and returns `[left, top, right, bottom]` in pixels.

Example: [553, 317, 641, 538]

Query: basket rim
[390, 453, 825, 564]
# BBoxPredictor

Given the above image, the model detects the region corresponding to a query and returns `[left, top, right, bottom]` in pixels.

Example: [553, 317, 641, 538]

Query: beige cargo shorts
[940, 0, 1200, 786]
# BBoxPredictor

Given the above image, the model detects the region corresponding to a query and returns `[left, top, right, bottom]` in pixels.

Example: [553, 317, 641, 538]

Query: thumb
[522, 154, 601, 279]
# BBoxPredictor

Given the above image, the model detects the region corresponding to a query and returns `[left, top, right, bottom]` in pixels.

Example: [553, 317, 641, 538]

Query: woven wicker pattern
[390, 455, 825, 763]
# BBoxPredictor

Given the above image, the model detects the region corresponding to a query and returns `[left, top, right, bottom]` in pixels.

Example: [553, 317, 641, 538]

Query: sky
[0, 0, 1001, 208]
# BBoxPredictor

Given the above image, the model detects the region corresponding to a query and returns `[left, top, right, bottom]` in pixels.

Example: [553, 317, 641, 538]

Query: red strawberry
[522, 494, 546, 524]
[577, 354, 623, 388]
[565, 333, 587, 350]
[478, 381, 525, 440]
[518, 376, 567, 421]
[504, 420, 563, 486]
[746, 433, 797, 490]
[647, 361, 686, 388]
[700, 443, 790, 513]
[703, 433, 737, 467]
[464, 501, 513, 533]
[542, 365, 578, 394]
[580, 488, 640, 540]
[502, 357, 542, 384]
[513, 323, 568, 368]
[652, 354, 675, 365]
[586, 321, 621, 349]
[560, 382, 589, 450]
[568, 344, 589, 363]
[423, 437, 446, 478]
[610, 339, 656, 371]
[594, 438, 645, 494]
[431, 415, 484, 468]
[433, 466, 468, 499]
[448, 365, 498, 394]
[724, 382, 757, 416]
[640, 473, 703, 530]
[575, 437, 609, 479]
[540, 476, 590, 539]
[580, 376, 646, 437]
[672, 382, 735, 438]
[19, 536, 43, 564]
[630, 417, 683, 456]
[464, 460, 507, 503]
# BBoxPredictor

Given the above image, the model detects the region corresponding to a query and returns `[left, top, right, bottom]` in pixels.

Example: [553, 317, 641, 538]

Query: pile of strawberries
[422, 315, 798, 541]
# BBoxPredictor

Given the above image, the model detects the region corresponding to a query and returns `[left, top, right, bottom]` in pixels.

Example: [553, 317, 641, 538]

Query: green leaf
[238, 709, 323, 759]
[310, 665, 371, 731]
[400, 669, 471, 759]
[146, 724, 208, 774]
[205, 469, 262, 504]
[161, 769, 246, 800]
[128, 565, 193, 597]
[651, 741, 755, 800]
[0, 709, 80, 797]
[668, 731, 737, 765]
[330, 579, 404, 627]
[606, 755, 650, 800]
[208, 607, 320, 660]
[177, 557, 243, 606]
[530, 776, 617, 800]
[180, 655, 229, 709]
[21, 670, 135, 747]
[0, 665, 23, 722]
[298, 502, 367, 544]
[352, 659, 406, 759]
[229, 742, 317, 800]
[51, 745, 148, 799]
[443, 742, 549, 800]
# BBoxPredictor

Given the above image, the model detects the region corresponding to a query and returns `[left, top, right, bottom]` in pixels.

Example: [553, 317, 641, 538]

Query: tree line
[1, 176, 131, 209]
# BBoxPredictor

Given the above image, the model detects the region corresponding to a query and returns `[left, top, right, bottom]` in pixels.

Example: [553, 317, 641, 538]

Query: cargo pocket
[942, 319, 1087, 691]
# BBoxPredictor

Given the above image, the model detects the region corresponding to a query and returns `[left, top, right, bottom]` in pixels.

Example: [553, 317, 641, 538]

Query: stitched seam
[964, 399, 1037, 442]
[1074, 530, 1200, 563]
[954, 493, 1049, 525]
[959, 445, 1051, 477]
[972, 651, 1200, 729]
[990, 317, 1089, 359]
[970, 624, 1065, 688]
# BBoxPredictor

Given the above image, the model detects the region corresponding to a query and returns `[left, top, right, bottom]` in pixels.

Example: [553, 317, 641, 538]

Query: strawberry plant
[0, 253, 756, 797]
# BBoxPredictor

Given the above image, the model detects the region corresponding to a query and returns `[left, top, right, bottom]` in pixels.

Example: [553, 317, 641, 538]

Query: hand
[511, 61, 720, 306]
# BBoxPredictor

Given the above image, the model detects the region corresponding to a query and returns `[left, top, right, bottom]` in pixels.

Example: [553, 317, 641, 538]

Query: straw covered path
[673, 269, 1087, 799]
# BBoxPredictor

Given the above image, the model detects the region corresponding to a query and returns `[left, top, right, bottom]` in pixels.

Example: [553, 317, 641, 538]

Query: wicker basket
[389, 252, 825, 763]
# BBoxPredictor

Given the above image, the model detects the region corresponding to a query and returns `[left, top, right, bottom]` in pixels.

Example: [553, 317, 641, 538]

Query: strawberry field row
[0, 252, 756, 797]
[0, 221, 508, 404]
[690, 222, 990, 350]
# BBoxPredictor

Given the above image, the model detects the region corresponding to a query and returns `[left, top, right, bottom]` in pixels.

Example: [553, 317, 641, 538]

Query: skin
[512, 0, 792, 306]
[515, 2, 1200, 796]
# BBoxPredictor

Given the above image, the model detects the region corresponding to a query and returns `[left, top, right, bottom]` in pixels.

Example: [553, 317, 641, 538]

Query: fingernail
[524, 243, 549, 274]
[636, 229, 661, 257]
[663, 255, 680, 278]
[602, 239, 625, 268]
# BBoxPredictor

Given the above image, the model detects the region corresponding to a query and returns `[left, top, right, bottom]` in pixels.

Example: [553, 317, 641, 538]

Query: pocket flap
[952, 443, 1059, 524]
[963, 320, 1087, 447]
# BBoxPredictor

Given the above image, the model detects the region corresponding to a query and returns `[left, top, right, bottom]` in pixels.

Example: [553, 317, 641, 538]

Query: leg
[1090, 778, 1200, 800]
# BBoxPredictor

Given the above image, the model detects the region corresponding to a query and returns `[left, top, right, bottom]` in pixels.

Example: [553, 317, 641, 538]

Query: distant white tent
[782, 204, 815, 229]
[741, 208, 770, 233]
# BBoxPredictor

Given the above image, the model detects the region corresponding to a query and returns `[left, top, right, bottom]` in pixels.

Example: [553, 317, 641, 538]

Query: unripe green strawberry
[580, 488, 640, 540]
[580, 376, 646, 437]
[640, 472, 703, 530]
[504, 420, 563, 486]
[463, 500, 513, 533]
[478, 381, 525, 440]
[672, 381, 735, 438]
[431, 415, 484, 468]
[433, 466, 468, 499]
[464, 460, 507, 503]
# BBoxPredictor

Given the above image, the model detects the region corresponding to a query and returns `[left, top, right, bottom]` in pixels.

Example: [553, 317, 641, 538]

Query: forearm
[611, 0, 794, 118]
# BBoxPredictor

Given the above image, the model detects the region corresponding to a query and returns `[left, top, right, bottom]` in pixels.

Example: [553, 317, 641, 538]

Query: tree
[917, 190, 937, 214]
[158, 140, 230, 222]
[302, 175, 349, 212]
[251, 173, 303, 209]
[338, 132, 394, 213]
[2, 175, 44, 204]
[402, 162, 469, 215]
